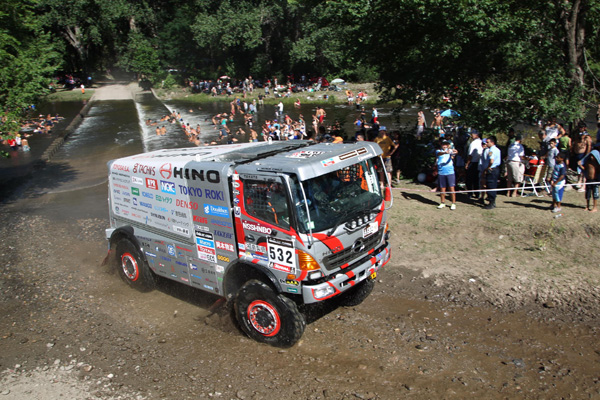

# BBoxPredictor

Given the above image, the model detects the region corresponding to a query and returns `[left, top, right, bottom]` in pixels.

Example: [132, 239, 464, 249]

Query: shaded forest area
[2, 0, 600, 131]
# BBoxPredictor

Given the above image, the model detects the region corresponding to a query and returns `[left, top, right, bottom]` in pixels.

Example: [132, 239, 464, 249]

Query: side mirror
[384, 186, 392, 202]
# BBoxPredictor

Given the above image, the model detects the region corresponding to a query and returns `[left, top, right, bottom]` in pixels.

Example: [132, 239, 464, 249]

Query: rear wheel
[115, 239, 155, 292]
[234, 280, 305, 347]
[337, 278, 375, 307]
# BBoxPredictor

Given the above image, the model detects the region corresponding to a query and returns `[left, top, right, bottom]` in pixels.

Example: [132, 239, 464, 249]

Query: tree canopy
[2, 0, 600, 133]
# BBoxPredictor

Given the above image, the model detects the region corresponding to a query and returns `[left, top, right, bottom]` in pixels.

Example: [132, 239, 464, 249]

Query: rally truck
[105, 141, 392, 347]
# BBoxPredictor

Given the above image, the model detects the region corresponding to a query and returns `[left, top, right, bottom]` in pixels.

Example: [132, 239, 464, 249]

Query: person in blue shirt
[482, 136, 502, 209]
[550, 152, 567, 213]
[435, 141, 458, 210]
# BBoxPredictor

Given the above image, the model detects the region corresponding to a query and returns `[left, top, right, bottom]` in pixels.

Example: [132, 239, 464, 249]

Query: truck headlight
[313, 285, 335, 299]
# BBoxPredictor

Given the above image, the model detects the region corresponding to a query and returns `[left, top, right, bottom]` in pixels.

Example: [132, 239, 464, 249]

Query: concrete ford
[106, 141, 392, 347]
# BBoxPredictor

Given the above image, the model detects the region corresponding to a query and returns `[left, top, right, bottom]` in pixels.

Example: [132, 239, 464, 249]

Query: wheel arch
[108, 226, 147, 265]
[223, 262, 282, 300]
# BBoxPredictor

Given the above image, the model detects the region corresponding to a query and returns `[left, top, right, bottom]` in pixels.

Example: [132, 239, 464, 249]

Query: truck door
[233, 172, 297, 275]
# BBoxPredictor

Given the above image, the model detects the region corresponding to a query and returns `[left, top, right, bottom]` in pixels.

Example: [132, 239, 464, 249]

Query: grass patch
[45, 89, 94, 102]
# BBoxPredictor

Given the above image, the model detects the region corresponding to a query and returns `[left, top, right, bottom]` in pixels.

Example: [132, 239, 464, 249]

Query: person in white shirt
[505, 134, 526, 197]
[464, 130, 483, 199]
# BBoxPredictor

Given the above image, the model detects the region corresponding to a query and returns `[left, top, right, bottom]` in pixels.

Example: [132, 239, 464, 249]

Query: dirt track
[1, 183, 600, 399]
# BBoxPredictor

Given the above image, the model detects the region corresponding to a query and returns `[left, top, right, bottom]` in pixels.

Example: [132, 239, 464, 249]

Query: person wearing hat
[465, 129, 483, 198]
[505, 133, 526, 197]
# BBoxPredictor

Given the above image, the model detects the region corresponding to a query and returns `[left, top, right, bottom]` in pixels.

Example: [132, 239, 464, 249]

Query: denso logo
[160, 163, 172, 179]
[176, 199, 199, 210]
[146, 178, 158, 190]
[133, 163, 155, 175]
[112, 163, 129, 171]
[142, 191, 154, 199]
[173, 167, 220, 183]
[243, 221, 272, 234]
[161, 180, 176, 195]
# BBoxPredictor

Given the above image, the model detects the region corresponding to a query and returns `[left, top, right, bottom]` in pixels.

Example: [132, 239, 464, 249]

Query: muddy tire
[337, 278, 375, 307]
[234, 280, 305, 348]
[115, 239, 155, 292]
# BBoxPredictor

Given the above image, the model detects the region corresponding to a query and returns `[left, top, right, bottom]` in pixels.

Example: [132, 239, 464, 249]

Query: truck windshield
[290, 158, 383, 233]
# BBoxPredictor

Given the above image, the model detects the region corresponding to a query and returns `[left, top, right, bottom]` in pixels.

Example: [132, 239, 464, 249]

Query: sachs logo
[160, 163, 172, 179]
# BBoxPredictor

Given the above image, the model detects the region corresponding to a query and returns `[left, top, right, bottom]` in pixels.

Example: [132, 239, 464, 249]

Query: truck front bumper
[301, 242, 391, 304]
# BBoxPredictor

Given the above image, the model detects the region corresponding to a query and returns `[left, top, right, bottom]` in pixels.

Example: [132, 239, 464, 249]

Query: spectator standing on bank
[581, 149, 600, 212]
[435, 141, 458, 210]
[572, 122, 592, 192]
[416, 111, 426, 139]
[482, 136, 501, 209]
[465, 129, 483, 199]
[505, 134, 526, 197]
[550, 153, 567, 213]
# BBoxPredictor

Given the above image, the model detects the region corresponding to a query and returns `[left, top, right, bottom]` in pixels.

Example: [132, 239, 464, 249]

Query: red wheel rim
[121, 252, 139, 281]
[247, 300, 281, 337]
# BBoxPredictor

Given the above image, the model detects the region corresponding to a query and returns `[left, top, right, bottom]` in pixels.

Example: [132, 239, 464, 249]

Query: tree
[0, 0, 61, 133]
[366, 0, 595, 131]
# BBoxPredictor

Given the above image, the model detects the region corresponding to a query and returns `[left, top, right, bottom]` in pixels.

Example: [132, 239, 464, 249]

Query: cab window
[243, 179, 290, 229]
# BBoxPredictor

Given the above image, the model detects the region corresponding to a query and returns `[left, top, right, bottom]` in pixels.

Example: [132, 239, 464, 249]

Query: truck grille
[322, 229, 384, 271]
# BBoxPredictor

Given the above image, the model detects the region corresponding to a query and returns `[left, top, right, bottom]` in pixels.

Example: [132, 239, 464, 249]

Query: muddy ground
[1, 175, 600, 399]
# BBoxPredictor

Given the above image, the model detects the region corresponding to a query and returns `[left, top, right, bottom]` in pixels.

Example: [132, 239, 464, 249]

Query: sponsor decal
[176, 245, 192, 253]
[113, 183, 129, 190]
[122, 191, 130, 197]
[204, 189, 224, 201]
[170, 273, 178, 278]
[145, 251, 157, 258]
[172, 210, 187, 218]
[173, 168, 220, 183]
[131, 176, 144, 185]
[234, 206, 241, 217]
[215, 265, 224, 273]
[233, 190, 240, 196]
[232, 173, 239, 181]
[178, 185, 203, 197]
[160, 255, 171, 262]
[203, 204, 228, 217]
[142, 191, 154, 199]
[151, 212, 165, 220]
[243, 221, 272, 234]
[287, 287, 299, 294]
[190, 263, 198, 271]
[193, 215, 208, 223]
[191, 274, 202, 280]
[154, 205, 168, 213]
[272, 263, 292, 273]
[203, 284, 214, 291]
[177, 199, 199, 210]
[232, 181, 240, 188]
[159, 163, 172, 179]
[146, 178, 158, 190]
[131, 187, 140, 196]
[245, 243, 266, 253]
[140, 201, 152, 209]
[113, 189, 121, 195]
[238, 243, 246, 251]
[194, 224, 209, 232]
[175, 261, 187, 267]
[181, 277, 189, 282]
[131, 212, 143, 219]
[287, 150, 324, 159]
[133, 197, 138, 206]
[133, 163, 155, 175]
[161, 180, 176, 195]
[123, 198, 130, 204]
[216, 241, 234, 252]
[167, 245, 176, 256]
[321, 158, 336, 167]
[246, 252, 268, 262]
[211, 219, 233, 229]
[196, 232, 216, 262]
[233, 198, 240, 205]
[173, 226, 189, 236]
[214, 230, 233, 239]
[112, 163, 129, 172]
[156, 194, 172, 204]
[285, 279, 300, 286]
[362, 221, 379, 238]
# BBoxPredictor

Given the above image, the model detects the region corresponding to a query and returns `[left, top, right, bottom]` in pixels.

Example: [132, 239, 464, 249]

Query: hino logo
[352, 239, 365, 253]
[160, 163, 172, 179]
[173, 167, 220, 183]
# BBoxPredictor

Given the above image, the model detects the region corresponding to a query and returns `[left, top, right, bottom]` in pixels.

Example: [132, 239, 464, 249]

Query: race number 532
[267, 237, 296, 269]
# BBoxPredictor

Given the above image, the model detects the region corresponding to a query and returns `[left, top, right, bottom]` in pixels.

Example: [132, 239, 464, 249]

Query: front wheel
[336, 278, 375, 307]
[115, 239, 155, 292]
[234, 280, 306, 348]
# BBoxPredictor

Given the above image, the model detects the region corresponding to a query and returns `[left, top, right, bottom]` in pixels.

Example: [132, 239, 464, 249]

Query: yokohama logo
[242, 221, 272, 234]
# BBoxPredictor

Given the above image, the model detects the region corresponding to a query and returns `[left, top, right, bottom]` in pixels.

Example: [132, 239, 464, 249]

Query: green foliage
[161, 73, 177, 89]
[118, 31, 161, 79]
